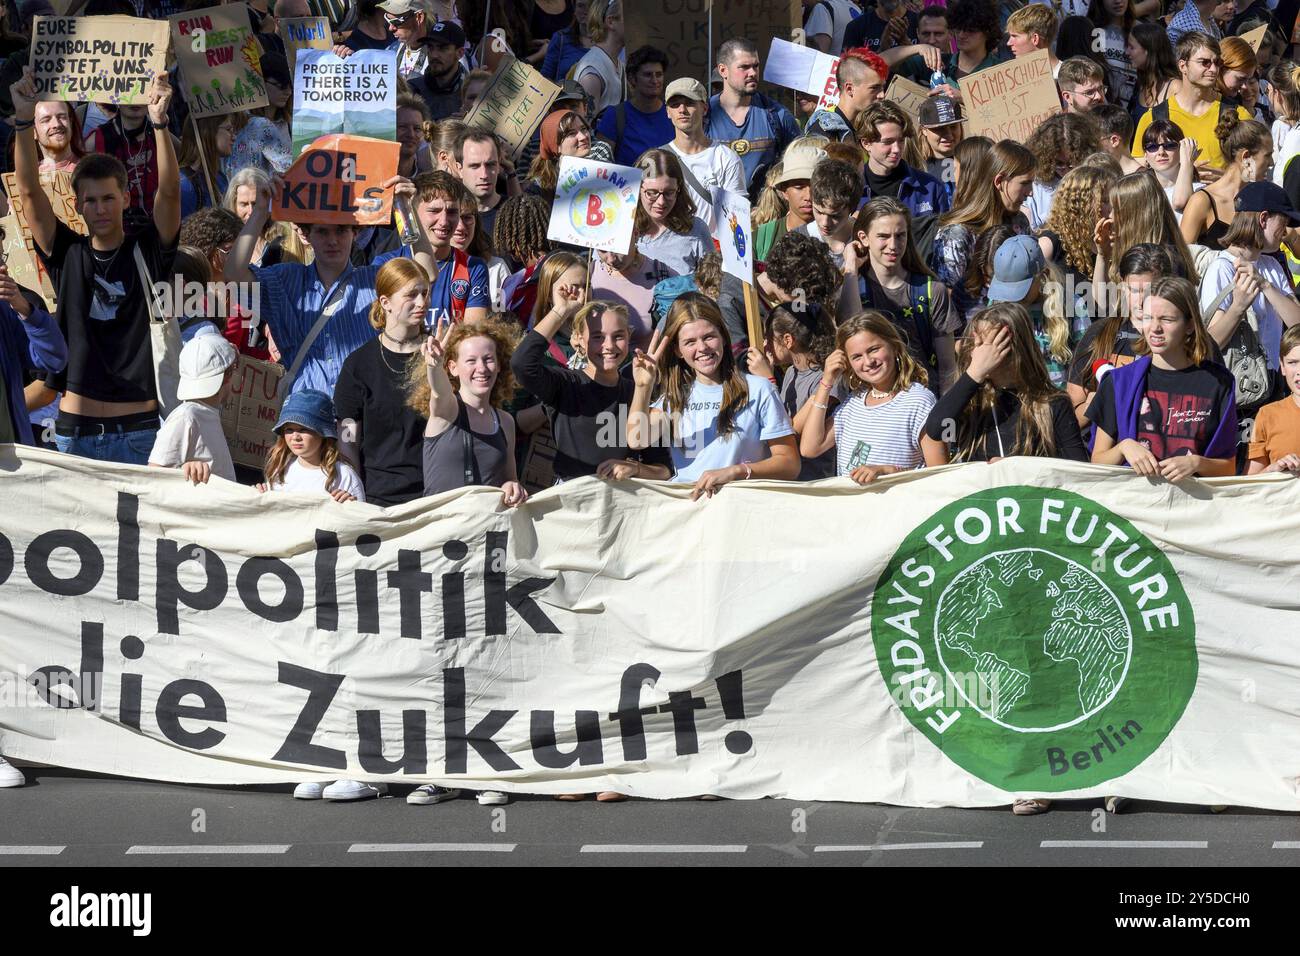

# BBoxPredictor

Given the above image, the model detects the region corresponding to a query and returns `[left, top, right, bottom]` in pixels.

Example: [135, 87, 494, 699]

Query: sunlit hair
[1042, 164, 1118, 274]
[1220, 204, 1269, 252]
[1106, 171, 1197, 281]
[658, 293, 747, 439]
[1136, 276, 1213, 365]
[368, 257, 431, 331]
[833, 311, 928, 394]
[1213, 110, 1271, 167]
[953, 303, 1063, 460]
[854, 196, 935, 277]
[587, 0, 620, 42]
[1025, 112, 1099, 185]
[753, 161, 787, 227]
[940, 139, 1034, 232]
[1268, 61, 1300, 123]
[405, 316, 522, 415]
[1037, 258, 1073, 370]
[263, 430, 346, 494]
[634, 148, 699, 234]
[766, 302, 835, 367]
[531, 252, 588, 326]
[570, 300, 630, 359]
[1131, 22, 1180, 103]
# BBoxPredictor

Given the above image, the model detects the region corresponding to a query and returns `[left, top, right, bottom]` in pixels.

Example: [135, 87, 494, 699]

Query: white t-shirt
[1025, 179, 1057, 231]
[573, 46, 624, 114]
[1274, 125, 1300, 187]
[486, 256, 511, 311]
[665, 141, 746, 226]
[636, 217, 715, 275]
[269, 458, 367, 501]
[149, 401, 236, 482]
[655, 374, 794, 482]
[1272, 117, 1295, 156]
[805, 0, 861, 54]
[1199, 250, 1290, 369]
[832, 382, 936, 475]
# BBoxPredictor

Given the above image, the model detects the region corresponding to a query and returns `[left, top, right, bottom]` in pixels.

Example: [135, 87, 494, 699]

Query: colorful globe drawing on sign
[568, 181, 627, 239]
[871, 486, 1197, 792]
[727, 210, 746, 260]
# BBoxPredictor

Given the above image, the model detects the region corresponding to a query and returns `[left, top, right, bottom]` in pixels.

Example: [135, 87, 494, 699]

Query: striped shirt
[252, 249, 404, 396]
[832, 382, 936, 476]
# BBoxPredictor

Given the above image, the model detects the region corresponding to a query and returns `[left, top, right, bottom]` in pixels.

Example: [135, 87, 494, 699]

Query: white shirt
[1199, 250, 1291, 370]
[665, 141, 746, 225]
[1025, 179, 1058, 231]
[269, 458, 367, 501]
[805, 0, 862, 54]
[1274, 125, 1300, 187]
[574, 46, 624, 114]
[486, 256, 511, 311]
[832, 382, 936, 476]
[149, 401, 236, 482]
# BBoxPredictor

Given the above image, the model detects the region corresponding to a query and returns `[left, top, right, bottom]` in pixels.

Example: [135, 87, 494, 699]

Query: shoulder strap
[674, 150, 710, 207]
[908, 273, 936, 361]
[278, 271, 353, 399]
[133, 244, 162, 325]
[458, 399, 481, 486]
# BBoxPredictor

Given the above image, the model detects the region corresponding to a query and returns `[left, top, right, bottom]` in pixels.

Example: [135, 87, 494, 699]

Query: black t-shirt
[39, 220, 176, 402]
[844, 7, 918, 51]
[509, 330, 672, 479]
[333, 338, 429, 506]
[865, 163, 907, 200]
[1087, 362, 1234, 459]
[925, 372, 1089, 462]
[1067, 320, 1141, 389]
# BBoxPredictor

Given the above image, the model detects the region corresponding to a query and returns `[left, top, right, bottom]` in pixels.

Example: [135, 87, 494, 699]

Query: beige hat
[664, 77, 708, 103]
[777, 143, 824, 185]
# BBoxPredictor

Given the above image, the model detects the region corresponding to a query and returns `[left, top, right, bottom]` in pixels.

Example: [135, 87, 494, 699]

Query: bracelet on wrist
[818, 379, 835, 391]
[813, 400, 829, 410]
[741, 461, 753, 480]
[149, 119, 169, 130]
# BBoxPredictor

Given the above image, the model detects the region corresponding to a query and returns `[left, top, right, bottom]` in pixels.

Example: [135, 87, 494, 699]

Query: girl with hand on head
[627, 293, 801, 500]
[1089, 276, 1238, 479]
[413, 317, 528, 508]
[258, 389, 366, 503]
[529, 251, 590, 365]
[511, 297, 672, 482]
[800, 311, 949, 485]
[1135, 122, 1199, 222]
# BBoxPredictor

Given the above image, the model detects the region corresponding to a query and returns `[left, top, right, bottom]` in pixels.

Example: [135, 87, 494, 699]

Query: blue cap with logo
[986, 235, 1047, 303]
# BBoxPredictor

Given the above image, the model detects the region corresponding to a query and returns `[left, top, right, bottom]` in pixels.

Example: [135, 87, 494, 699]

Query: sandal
[1012, 798, 1052, 815]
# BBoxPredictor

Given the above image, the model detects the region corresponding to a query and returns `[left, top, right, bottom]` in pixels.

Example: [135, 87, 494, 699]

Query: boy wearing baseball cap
[148, 332, 238, 484]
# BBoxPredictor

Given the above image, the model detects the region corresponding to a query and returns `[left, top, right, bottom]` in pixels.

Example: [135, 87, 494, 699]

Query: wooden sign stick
[742, 279, 763, 351]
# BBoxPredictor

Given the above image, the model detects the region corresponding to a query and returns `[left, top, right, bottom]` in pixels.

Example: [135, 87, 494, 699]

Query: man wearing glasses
[1058, 57, 1108, 115]
[380, 0, 436, 80]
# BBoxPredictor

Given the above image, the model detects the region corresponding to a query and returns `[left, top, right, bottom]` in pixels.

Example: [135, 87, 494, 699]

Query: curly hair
[492, 194, 551, 266]
[405, 316, 522, 415]
[1042, 164, 1118, 275]
[178, 207, 243, 260]
[768, 302, 836, 367]
[948, 0, 1002, 46]
[764, 231, 842, 315]
[1025, 113, 1100, 185]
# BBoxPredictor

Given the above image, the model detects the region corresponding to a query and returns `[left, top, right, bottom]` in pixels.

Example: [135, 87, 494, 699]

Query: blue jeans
[55, 427, 158, 465]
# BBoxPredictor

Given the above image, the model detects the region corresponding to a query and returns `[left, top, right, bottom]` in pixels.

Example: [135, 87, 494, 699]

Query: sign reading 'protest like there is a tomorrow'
[958, 48, 1061, 141]
[546, 155, 642, 254]
[3, 452, 1300, 807]
[274, 133, 400, 226]
[30, 15, 170, 105]
[463, 58, 560, 159]
[169, 3, 268, 118]
[291, 48, 396, 158]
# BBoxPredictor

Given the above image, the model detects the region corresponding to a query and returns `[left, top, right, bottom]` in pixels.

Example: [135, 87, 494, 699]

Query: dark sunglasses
[385, 12, 416, 26]
[1143, 140, 1180, 153]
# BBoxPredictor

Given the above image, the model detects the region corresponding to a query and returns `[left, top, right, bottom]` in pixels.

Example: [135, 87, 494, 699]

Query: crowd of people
[1, 0, 1299, 814]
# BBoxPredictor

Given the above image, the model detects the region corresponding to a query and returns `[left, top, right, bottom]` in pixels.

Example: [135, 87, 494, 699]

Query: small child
[148, 331, 237, 484]
[258, 389, 366, 502]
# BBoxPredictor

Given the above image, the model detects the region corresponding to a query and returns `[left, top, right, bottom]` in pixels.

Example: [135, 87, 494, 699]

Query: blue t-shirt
[595, 101, 675, 167]
[656, 374, 794, 482]
[704, 93, 800, 190]
[383, 247, 491, 328]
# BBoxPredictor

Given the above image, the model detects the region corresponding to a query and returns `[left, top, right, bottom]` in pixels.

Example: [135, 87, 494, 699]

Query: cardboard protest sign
[0, 213, 54, 311]
[30, 15, 170, 105]
[765, 37, 840, 110]
[627, 0, 800, 93]
[886, 76, 931, 120]
[1242, 23, 1268, 53]
[2, 171, 88, 310]
[219, 354, 284, 469]
[546, 155, 642, 254]
[279, 16, 333, 74]
[169, 4, 268, 118]
[292, 49, 397, 158]
[464, 58, 561, 159]
[273, 134, 400, 227]
[3, 171, 88, 236]
[958, 49, 1060, 142]
[710, 187, 753, 285]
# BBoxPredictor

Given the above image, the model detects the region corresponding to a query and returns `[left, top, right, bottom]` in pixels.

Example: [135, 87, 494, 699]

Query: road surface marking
[348, 843, 516, 853]
[126, 845, 291, 855]
[1040, 840, 1207, 849]
[815, 841, 984, 852]
[1273, 841, 1300, 849]
[580, 844, 748, 853]
[0, 845, 65, 855]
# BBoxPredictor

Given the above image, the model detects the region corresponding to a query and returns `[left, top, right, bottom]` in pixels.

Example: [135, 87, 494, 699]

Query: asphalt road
[1, 766, 1297, 867]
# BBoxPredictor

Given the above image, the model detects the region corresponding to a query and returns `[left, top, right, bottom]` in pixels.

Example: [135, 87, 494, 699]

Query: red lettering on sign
[586, 193, 605, 226]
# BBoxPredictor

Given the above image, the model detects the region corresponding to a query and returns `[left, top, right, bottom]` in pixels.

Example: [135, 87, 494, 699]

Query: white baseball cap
[177, 334, 237, 401]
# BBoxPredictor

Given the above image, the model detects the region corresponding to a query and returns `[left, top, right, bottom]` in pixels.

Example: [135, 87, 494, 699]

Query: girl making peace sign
[627, 294, 800, 499]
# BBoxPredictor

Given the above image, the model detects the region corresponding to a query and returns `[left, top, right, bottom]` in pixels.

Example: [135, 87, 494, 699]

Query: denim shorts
[54, 427, 158, 466]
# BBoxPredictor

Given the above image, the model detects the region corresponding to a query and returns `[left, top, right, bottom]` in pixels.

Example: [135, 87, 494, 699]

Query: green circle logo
[872, 486, 1197, 791]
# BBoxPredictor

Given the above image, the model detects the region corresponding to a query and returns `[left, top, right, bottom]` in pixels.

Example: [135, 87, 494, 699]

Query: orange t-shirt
[1247, 396, 1300, 464]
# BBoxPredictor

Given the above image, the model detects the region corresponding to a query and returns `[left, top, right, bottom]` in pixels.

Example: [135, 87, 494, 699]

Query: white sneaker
[476, 790, 508, 806]
[293, 782, 325, 800]
[322, 780, 387, 801]
[407, 784, 462, 805]
[0, 757, 24, 788]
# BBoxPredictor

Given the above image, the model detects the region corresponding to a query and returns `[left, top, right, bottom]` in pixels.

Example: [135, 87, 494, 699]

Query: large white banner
[1, 448, 1299, 808]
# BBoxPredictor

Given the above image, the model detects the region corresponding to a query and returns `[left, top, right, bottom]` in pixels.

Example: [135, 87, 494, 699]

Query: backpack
[861, 273, 938, 383]
[1203, 254, 1274, 409]
[650, 275, 699, 332]
[1151, 96, 1240, 125]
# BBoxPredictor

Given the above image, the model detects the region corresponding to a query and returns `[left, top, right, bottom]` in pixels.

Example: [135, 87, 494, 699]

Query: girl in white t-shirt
[800, 311, 949, 483]
[257, 389, 366, 504]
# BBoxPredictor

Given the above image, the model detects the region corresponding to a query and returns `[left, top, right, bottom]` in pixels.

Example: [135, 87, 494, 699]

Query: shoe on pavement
[293, 782, 325, 800]
[0, 757, 24, 788]
[323, 780, 387, 801]
[407, 784, 462, 805]
[1104, 795, 1130, 814]
[476, 790, 508, 806]
[1209, 804, 1229, 814]
[1012, 798, 1052, 815]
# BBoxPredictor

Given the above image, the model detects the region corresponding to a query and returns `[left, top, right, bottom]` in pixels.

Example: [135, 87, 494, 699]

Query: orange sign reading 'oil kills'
[273, 133, 399, 226]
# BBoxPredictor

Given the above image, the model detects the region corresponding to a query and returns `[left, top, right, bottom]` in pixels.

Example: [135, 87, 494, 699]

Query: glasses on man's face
[643, 188, 677, 203]
[1144, 140, 1180, 153]
[385, 12, 415, 26]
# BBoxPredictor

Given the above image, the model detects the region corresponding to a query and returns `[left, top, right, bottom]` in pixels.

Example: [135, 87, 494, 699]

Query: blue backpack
[650, 275, 699, 332]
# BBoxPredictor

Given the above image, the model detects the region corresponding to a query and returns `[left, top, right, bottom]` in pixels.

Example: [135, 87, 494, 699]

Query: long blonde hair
[752, 161, 786, 227]
[1042, 164, 1118, 275]
[657, 293, 748, 439]
[1037, 258, 1073, 369]
[953, 303, 1064, 460]
[833, 311, 929, 394]
[531, 252, 588, 327]
[940, 140, 1034, 232]
[263, 432, 346, 492]
[1106, 170, 1197, 281]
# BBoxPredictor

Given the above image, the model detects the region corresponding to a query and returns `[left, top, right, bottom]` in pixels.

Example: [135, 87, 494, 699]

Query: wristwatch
[149, 119, 169, 130]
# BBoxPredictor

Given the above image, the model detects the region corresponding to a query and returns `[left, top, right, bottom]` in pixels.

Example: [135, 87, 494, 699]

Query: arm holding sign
[9, 68, 56, 256]
[148, 73, 181, 247]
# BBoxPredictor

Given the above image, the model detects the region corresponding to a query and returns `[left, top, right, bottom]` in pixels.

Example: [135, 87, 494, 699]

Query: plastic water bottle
[929, 69, 948, 90]
[393, 193, 420, 246]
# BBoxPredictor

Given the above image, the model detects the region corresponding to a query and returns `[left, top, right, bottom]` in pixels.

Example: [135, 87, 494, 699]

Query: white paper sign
[710, 187, 753, 284]
[546, 155, 642, 254]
